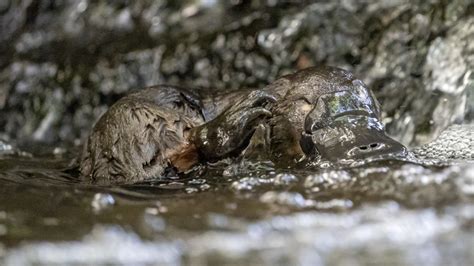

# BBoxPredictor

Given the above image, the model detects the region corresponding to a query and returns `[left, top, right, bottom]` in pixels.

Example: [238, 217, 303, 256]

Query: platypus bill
[80, 66, 407, 184]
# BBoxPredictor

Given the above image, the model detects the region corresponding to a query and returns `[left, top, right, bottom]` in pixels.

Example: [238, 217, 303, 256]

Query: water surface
[1, 146, 473, 265]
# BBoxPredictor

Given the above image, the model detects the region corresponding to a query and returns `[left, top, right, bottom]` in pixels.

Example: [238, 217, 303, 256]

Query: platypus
[80, 66, 407, 184]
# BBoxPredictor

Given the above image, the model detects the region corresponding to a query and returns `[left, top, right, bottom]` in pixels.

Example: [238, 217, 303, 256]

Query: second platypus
[80, 66, 407, 184]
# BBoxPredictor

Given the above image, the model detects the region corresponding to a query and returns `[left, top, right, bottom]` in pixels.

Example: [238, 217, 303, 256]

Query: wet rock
[89, 48, 165, 95]
[362, 9, 474, 146]
[0, 61, 62, 142]
[421, 17, 473, 142]
[414, 124, 474, 160]
[0, 0, 473, 147]
[0, 0, 33, 65]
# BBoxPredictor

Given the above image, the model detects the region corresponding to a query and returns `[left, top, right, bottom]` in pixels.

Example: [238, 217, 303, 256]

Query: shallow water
[0, 146, 473, 265]
[1, 0, 473, 265]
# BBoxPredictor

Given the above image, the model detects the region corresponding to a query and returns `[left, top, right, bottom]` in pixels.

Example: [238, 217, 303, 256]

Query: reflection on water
[0, 148, 473, 265]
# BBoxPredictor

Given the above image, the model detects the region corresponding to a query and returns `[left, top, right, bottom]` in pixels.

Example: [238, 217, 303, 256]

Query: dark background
[0, 0, 472, 146]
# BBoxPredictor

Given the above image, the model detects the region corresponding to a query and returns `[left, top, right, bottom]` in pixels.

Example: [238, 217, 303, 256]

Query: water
[1, 1, 473, 265]
[0, 146, 473, 265]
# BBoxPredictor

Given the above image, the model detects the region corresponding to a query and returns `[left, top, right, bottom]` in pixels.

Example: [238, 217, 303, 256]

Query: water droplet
[260, 191, 307, 208]
[230, 177, 260, 191]
[274, 173, 298, 186]
[91, 193, 115, 213]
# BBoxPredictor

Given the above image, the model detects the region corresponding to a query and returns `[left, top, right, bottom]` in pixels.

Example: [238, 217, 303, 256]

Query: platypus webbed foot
[192, 90, 276, 161]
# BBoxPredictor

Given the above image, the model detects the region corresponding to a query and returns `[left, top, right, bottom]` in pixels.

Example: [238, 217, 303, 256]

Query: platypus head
[300, 78, 407, 162]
